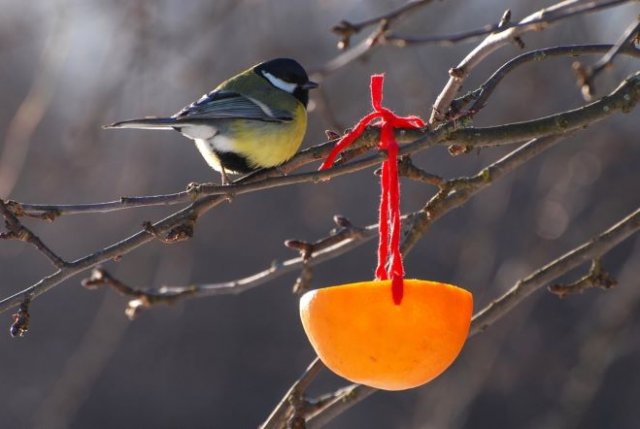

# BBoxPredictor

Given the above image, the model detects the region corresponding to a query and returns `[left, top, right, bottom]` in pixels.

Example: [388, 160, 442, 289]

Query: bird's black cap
[255, 58, 318, 106]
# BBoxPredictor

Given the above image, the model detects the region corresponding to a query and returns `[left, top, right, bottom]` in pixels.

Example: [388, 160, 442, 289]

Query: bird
[104, 58, 318, 184]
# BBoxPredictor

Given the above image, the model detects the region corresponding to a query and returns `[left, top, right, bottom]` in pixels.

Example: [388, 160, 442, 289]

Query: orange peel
[299, 279, 473, 390]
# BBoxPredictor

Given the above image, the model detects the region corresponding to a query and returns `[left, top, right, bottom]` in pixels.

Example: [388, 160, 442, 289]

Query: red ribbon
[319, 74, 425, 304]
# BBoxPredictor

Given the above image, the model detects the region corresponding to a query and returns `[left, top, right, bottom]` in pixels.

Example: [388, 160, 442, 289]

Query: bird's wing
[172, 90, 293, 122]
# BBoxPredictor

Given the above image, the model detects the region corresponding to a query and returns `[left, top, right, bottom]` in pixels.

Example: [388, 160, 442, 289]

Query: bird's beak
[302, 81, 319, 90]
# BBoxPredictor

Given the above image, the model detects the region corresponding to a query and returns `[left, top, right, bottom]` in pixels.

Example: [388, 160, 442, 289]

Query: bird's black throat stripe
[215, 150, 254, 174]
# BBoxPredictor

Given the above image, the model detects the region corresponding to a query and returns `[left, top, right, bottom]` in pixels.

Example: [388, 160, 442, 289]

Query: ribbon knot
[319, 74, 425, 304]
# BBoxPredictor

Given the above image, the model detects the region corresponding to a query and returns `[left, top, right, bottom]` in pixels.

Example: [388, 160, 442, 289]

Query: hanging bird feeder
[300, 279, 472, 390]
[299, 75, 473, 391]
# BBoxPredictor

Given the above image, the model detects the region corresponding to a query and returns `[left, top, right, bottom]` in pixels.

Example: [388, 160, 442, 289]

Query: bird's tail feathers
[103, 117, 177, 130]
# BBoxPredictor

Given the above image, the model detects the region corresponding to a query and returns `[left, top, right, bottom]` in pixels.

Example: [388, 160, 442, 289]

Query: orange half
[299, 279, 473, 390]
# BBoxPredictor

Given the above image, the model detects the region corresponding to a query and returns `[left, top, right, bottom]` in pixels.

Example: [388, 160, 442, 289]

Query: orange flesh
[299, 279, 473, 390]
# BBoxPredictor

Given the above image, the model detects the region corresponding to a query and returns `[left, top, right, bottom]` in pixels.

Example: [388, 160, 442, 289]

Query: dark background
[1, 1, 639, 428]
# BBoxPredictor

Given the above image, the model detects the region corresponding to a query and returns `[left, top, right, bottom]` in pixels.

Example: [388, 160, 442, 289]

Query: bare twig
[305, 384, 375, 429]
[259, 357, 324, 429]
[401, 134, 567, 254]
[0, 199, 67, 268]
[429, 0, 632, 124]
[383, 9, 516, 47]
[397, 156, 444, 186]
[286, 216, 365, 295]
[573, 16, 640, 100]
[440, 70, 639, 147]
[79, 217, 374, 314]
[472, 206, 640, 334]
[537, 241, 640, 429]
[454, 44, 640, 117]
[285, 215, 367, 261]
[547, 259, 617, 298]
[81, 268, 197, 319]
[84, 129, 554, 315]
[331, 0, 435, 50]
[1, 70, 638, 316]
[13, 69, 639, 221]
[385, 0, 632, 47]
[404, 66, 640, 251]
[318, 0, 631, 79]
[11, 129, 406, 218]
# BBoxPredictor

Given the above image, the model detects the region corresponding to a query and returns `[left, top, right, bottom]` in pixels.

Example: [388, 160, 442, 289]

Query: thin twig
[12, 128, 411, 218]
[331, 0, 435, 50]
[318, 0, 631, 79]
[397, 156, 444, 186]
[80, 219, 375, 315]
[259, 357, 324, 429]
[81, 268, 198, 320]
[13, 70, 640, 220]
[573, 16, 640, 100]
[401, 134, 567, 254]
[589, 17, 640, 75]
[84, 131, 554, 313]
[1, 71, 638, 315]
[0, 199, 67, 268]
[471, 206, 640, 334]
[386, 0, 632, 47]
[403, 69, 640, 253]
[547, 259, 617, 298]
[453, 44, 640, 117]
[306, 384, 375, 429]
[429, 0, 632, 124]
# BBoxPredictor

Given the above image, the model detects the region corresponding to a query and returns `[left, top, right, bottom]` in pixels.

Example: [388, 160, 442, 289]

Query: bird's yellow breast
[228, 102, 307, 169]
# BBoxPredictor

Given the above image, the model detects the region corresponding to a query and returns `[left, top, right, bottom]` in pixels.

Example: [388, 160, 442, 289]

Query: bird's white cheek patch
[262, 71, 297, 94]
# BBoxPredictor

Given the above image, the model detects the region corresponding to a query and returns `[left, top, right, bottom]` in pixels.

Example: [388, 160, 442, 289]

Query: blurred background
[1, 1, 639, 428]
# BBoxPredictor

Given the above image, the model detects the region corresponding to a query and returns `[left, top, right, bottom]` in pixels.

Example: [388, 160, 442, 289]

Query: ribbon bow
[319, 74, 425, 304]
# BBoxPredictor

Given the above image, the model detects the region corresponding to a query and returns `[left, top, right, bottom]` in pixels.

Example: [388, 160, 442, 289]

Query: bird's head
[254, 58, 318, 107]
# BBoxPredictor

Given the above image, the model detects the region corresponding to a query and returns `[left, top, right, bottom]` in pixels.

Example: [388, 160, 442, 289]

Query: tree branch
[471, 206, 640, 334]
[429, 0, 632, 124]
[317, 0, 632, 78]
[259, 357, 324, 429]
[385, 0, 632, 47]
[78, 218, 376, 317]
[11, 68, 640, 220]
[1, 70, 638, 315]
[0, 199, 67, 269]
[401, 134, 567, 254]
[547, 259, 617, 298]
[452, 44, 640, 117]
[331, 0, 436, 50]
[573, 16, 640, 100]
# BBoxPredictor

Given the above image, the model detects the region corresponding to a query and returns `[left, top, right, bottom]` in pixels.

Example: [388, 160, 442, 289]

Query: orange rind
[299, 279, 473, 390]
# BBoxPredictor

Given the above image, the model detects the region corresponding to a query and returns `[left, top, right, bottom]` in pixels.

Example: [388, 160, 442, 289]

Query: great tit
[105, 58, 318, 184]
